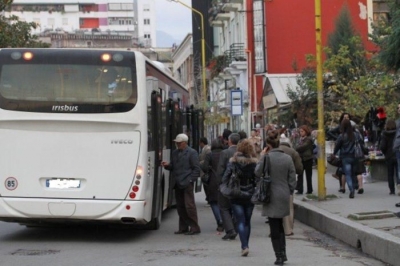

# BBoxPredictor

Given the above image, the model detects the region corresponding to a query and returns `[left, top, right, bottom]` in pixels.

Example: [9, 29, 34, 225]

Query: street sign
[231, 90, 243, 116]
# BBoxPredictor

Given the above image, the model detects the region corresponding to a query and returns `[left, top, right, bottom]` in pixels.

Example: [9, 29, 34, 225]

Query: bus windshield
[0, 49, 137, 113]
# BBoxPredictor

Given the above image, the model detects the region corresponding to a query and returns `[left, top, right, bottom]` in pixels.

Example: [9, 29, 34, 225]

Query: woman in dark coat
[380, 119, 399, 195]
[255, 130, 296, 265]
[221, 139, 258, 257]
[333, 119, 364, 199]
[201, 138, 224, 232]
[295, 125, 314, 194]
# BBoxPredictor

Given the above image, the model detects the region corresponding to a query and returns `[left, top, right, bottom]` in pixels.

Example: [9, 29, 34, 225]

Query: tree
[289, 4, 400, 130]
[0, 1, 50, 48]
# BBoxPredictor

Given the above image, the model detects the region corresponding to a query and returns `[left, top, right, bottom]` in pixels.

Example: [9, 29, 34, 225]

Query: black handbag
[220, 164, 241, 199]
[327, 154, 342, 167]
[251, 155, 272, 205]
[201, 173, 210, 184]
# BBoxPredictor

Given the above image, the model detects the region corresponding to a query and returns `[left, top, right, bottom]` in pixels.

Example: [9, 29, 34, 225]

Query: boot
[274, 253, 284, 265]
[272, 239, 284, 265]
[280, 233, 287, 262]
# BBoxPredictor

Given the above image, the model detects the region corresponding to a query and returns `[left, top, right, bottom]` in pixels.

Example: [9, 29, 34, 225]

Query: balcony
[225, 43, 246, 64]
[215, 12, 230, 21]
[221, 0, 240, 12]
[209, 17, 224, 27]
[208, 4, 230, 23]
[224, 0, 243, 3]
[208, 43, 245, 79]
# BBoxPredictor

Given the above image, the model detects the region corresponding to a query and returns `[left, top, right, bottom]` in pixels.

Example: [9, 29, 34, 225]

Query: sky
[156, 0, 193, 47]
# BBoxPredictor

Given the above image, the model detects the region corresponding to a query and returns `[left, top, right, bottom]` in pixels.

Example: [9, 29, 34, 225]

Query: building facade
[7, 0, 157, 48]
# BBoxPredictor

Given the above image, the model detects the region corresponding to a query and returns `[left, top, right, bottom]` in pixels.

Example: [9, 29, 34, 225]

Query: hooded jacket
[221, 152, 258, 204]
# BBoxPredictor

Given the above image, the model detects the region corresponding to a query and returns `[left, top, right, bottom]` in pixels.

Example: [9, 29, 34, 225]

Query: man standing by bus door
[217, 133, 240, 240]
[161, 133, 201, 235]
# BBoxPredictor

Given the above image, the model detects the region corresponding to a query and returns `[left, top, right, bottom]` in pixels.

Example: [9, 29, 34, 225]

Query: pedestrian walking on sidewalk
[380, 119, 399, 195]
[200, 138, 224, 232]
[294, 125, 314, 194]
[279, 134, 303, 236]
[217, 133, 240, 241]
[222, 139, 258, 257]
[333, 119, 364, 199]
[327, 112, 352, 193]
[255, 130, 296, 265]
[199, 137, 211, 203]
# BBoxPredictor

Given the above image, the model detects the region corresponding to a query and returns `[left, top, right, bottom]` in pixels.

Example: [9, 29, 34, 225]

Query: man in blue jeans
[392, 103, 400, 207]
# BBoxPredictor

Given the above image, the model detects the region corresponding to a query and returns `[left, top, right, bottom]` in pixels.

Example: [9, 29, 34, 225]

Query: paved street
[0, 189, 388, 266]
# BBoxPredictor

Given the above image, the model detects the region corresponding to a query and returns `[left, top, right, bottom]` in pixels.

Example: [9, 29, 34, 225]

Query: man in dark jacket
[217, 133, 240, 240]
[162, 133, 201, 235]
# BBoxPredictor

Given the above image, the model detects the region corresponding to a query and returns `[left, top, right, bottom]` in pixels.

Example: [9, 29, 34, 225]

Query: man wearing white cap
[161, 133, 201, 235]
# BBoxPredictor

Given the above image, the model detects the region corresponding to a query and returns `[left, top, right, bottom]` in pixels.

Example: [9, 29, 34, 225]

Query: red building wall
[264, 0, 376, 74]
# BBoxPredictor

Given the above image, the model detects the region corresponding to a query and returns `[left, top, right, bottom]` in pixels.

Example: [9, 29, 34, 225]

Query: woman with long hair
[255, 130, 296, 265]
[221, 139, 258, 257]
[295, 125, 314, 194]
[333, 119, 363, 198]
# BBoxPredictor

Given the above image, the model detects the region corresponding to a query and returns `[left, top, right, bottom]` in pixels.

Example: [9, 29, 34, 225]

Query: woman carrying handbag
[255, 130, 297, 265]
[221, 139, 258, 257]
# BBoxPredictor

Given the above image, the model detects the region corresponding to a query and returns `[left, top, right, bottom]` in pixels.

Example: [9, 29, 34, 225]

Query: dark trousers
[297, 159, 313, 193]
[269, 217, 285, 240]
[386, 157, 399, 193]
[218, 190, 235, 234]
[175, 183, 200, 232]
[269, 217, 285, 255]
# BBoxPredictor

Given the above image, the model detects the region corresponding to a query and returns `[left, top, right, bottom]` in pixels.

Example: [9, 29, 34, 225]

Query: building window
[144, 34, 151, 39]
[144, 19, 150, 25]
[143, 4, 150, 11]
[62, 18, 68, 26]
[47, 18, 55, 27]
[108, 17, 133, 26]
[108, 3, 133, 11]
[368, 0, 390, 35]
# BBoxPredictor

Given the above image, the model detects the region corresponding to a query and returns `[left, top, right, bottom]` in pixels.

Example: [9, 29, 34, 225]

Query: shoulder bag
[251, 154, 272, 205]
[220, 164, 241, 199]
[354, 133, 367, 159]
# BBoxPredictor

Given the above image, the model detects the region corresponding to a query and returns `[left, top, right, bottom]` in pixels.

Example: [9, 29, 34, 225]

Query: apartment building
[7, 0, 156, 48]
[206, 0, 387, 134]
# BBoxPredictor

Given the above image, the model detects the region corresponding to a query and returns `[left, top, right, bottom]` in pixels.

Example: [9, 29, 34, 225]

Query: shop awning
[264, 74, 298, 104]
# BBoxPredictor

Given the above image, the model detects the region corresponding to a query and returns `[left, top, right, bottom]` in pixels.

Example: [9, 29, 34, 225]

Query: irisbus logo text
[52, 105, 79, 112]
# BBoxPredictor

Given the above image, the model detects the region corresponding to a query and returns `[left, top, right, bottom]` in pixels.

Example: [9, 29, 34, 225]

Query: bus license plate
[46, 179, 80, 189]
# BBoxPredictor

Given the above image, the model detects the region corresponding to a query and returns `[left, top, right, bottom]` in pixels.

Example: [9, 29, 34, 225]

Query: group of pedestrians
[162, 128, 299, 265]
[327, 106, 400, 205]
[327, 113, 366, 198]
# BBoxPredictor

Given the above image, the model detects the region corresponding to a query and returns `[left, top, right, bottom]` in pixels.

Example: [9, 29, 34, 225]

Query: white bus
[0, 48, 203, 229]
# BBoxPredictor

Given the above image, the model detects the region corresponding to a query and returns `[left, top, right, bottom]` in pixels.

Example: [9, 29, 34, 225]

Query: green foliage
[290, 4, 400, 129]
[370, 0, 400, 71]
[327, 6, 367, 80]
[0, 1, 50, 48]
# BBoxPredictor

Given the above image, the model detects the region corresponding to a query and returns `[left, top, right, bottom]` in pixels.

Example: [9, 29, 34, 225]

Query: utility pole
[315, 0, 326, 200]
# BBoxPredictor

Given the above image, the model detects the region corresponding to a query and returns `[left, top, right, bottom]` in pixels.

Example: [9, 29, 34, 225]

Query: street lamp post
[167, 0, 207, 104]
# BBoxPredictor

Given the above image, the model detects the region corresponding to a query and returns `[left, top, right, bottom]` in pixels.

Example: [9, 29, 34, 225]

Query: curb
[294, 199, 400, 266]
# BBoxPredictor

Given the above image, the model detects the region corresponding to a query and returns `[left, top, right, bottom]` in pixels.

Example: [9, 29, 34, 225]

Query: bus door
[166, 99, 181, 207]
[150, 91, 163, 219]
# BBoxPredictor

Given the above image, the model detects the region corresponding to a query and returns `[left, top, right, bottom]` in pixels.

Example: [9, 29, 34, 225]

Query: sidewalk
[294, 165, 400, 266]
